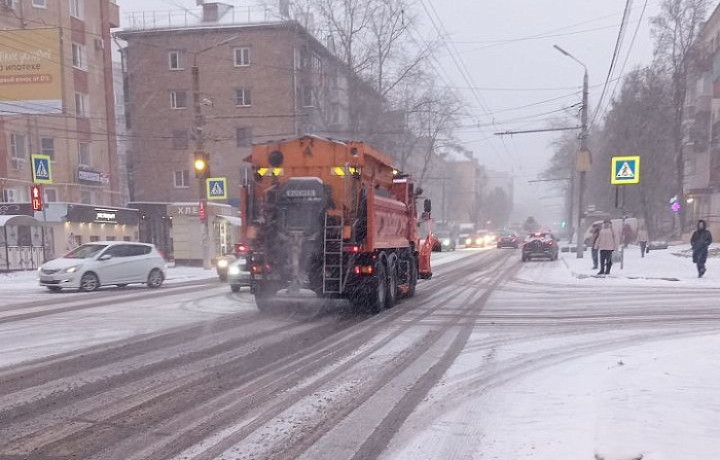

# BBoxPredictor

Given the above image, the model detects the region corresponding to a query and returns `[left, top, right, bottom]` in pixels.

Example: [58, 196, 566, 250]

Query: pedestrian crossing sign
[206, 177, 228, 200]
[31, 154, 52, 184]
[611, 155, 640, 185]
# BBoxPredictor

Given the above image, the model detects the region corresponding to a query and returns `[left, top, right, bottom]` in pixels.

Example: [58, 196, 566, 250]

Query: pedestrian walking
[594, 219, 617, 275]
[691, 220, 712, 278]
[590, 224, 601, 270]
[637, 226, 649, 258]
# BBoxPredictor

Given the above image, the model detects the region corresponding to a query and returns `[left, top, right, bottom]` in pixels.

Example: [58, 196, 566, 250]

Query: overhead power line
[591, 0, 634, 125]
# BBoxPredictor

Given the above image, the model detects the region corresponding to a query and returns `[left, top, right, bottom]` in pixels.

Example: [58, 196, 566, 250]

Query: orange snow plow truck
[241, 135, 433, 313]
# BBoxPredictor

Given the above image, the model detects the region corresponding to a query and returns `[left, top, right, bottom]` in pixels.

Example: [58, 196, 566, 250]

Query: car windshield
[63, 244, 108, 259]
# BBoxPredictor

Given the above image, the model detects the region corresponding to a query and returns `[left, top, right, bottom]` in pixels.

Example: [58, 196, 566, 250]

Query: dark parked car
[497, 233, 519, 249]
[435, 231, 456, 251]
[521, 232, 559, 261]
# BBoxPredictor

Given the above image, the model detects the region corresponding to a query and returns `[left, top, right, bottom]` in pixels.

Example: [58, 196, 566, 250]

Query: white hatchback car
[39, 241, 167, 292]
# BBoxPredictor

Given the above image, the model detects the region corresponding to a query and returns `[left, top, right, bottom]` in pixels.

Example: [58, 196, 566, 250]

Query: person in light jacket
[590, 224, 601, 270]
[637, 226, 649, 258]
[594, 219, 617, 275]
[691, 220, 712, 278]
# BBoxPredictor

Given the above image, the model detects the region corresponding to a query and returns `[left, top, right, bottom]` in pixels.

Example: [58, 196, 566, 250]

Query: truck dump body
[244, 135, 432, 313]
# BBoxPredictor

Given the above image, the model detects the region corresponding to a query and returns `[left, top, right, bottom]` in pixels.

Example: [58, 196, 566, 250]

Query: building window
[169, 50, 184, 70]
[234, 47, 251, 67]
[2, 187, 25, 203]
[70, 0, 83, 18]
[301, 86, 315, 107]
[90, 235, 100, 242]
[235, 88, 252, 107]
[71, 43, 86, 70]
[10, 133, 27, 169]
[41, 137, 55, 161]
[81, 189, 92, 204]
[78, 142, 91, 167]
[174, 170, 190, 188]
[170, 91, 187, 109]
[172, 129, 189, 149]
[44, 188, 58, 202]
[236, 127, 252, 147]
[32, 0, 46, 8]
[74, 92, 88, 117]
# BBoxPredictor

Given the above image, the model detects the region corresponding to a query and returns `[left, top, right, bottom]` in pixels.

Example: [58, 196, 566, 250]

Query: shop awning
[0, 215, 40, 227]
[217, 215, 242, 226]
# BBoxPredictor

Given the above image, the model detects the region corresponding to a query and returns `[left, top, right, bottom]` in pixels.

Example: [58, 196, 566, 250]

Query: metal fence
[0, 246, 45, 272]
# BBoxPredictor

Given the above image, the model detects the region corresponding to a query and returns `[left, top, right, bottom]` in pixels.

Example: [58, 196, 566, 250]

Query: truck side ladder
[323, 214, 344, 294]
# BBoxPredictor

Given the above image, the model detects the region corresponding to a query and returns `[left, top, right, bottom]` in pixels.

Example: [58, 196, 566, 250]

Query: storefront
[39, 203, 139, 256]
[129, 202, 173, 260]
[168, 202, 241, 265]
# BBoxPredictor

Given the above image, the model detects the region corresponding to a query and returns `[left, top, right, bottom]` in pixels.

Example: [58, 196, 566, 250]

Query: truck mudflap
[418, 237, 433, 280]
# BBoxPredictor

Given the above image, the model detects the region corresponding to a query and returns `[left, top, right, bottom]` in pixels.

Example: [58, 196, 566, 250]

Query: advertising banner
[0, 28, 62, 114]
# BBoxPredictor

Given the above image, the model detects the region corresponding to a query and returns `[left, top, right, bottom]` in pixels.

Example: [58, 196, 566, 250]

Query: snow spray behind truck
[240, 135, 433, 313]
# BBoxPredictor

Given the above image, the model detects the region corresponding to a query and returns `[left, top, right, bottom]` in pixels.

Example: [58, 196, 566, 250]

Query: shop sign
[78, 169, 110, 185]
[169, 205, 200, 216]
[94, 208, 118, 224]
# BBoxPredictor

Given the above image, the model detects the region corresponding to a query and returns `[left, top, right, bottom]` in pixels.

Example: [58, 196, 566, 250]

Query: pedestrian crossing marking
[206, 177, 228, 200]
[611, 155, 640, 185]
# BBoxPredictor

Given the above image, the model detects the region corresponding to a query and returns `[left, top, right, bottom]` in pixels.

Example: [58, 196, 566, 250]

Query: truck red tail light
[235, 243, 250, 253]
[354, 265, 374, 275]
[344, 245, 361, 253]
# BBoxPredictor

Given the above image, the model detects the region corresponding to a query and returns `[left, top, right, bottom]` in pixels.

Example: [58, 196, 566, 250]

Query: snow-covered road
[1, 247, 719, 460]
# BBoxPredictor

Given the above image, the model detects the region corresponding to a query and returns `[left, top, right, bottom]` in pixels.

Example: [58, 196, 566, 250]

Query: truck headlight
[465, 238, 472, 245]
[475, 238, 483, 245]
[228, 266, 240, 275]
[442, 239, 451, 246]
[217, 259, 229, 268]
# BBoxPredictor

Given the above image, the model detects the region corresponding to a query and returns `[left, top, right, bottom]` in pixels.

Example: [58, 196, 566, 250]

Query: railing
[123, 6, 281, 31]
[0, 246, 45, 272]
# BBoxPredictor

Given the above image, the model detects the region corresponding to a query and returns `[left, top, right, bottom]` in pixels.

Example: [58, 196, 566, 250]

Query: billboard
[0, 28, 62, 114]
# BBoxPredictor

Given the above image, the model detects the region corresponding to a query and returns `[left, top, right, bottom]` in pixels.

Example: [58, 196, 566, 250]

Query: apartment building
[684, 3, 720, 236]
[0, 0, 120, 206]
[116, 3, 376, 205]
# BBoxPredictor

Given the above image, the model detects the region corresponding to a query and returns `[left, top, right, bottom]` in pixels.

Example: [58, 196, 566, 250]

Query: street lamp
[554, 45, 590, 259]
[192, 35, 241, 270]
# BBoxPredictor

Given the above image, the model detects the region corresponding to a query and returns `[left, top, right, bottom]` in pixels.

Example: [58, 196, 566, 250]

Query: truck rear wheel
[254, 281, 281, 313]
[353, 260, 386, 314]
[385, 257, 397, 309]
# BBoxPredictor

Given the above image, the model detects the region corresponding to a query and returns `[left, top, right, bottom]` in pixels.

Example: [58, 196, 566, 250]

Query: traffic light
[31, 185, 43, 211]
[194, 152, 210, 179]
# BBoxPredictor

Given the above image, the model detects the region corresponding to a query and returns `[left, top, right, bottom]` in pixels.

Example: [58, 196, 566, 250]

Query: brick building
[0, 0, 120, 206]
[116, 3, 380, 205]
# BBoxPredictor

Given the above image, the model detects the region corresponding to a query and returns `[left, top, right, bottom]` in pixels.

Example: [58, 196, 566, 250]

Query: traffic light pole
[192, 62, 211, 270]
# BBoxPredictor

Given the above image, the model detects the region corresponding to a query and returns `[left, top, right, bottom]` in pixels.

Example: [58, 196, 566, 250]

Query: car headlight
[228, 266, 240, 275]
[465, 238, 472, 245]
[442, 239, 451, 245]
[475, 238, 483, 245]
[217, 259, 229, 268]
[65, 265, 81, 273]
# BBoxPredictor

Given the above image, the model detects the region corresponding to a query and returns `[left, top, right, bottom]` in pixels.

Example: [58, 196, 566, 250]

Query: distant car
[521, 232, 559, 262]
[39, 242, 166, 292]
[648, 241, 669, 250]
[435, 231, 456, 251]
[497, 233, 519, 249]
[465, 231, 496, 248]
[227, 253, 253, 292]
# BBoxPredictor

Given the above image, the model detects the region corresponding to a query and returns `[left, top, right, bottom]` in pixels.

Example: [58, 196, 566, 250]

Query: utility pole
[192, 61, 211, 270]
[191, 36, 240, 270]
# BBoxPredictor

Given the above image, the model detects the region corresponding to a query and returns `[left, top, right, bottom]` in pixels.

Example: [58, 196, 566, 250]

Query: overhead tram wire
[591, 0, 634, 126]
[596, 0, 650, 122]
[418, 0, 514, 166]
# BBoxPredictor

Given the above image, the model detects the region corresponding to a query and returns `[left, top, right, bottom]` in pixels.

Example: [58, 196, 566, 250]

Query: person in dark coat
[691, 220, 712, 278]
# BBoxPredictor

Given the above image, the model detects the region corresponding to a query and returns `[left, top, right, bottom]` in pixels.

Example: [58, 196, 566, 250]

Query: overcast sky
[117, 0, 666, 226]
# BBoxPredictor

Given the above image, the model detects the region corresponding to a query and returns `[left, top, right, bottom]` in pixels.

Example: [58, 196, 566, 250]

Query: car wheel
[231, 284, 241, 293]
[47, 286, 62, 292]
[385, 257, 398, 309]
[147, 269, 164, 288]
[79, 272, 100, 292]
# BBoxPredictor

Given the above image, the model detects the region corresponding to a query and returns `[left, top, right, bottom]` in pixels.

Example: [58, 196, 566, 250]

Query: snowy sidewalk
[518, 243, 720, 287]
